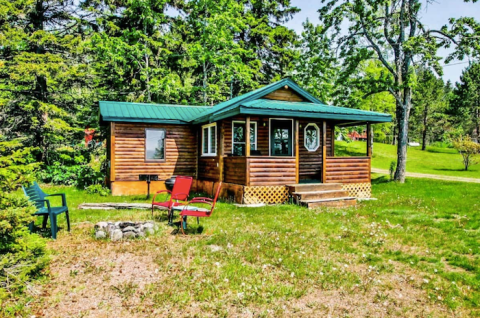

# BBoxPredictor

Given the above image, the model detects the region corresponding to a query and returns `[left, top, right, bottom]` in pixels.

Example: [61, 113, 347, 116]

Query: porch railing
[325, 157, 371, 183]
[224, 156, 296, 186]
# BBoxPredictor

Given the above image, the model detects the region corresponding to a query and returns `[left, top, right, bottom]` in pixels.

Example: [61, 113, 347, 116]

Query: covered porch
[219, 118, 373, 187]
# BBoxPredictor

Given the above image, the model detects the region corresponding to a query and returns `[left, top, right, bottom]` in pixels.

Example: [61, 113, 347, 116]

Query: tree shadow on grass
[432, 168, 470, 172]
[372, 175, 390, 185]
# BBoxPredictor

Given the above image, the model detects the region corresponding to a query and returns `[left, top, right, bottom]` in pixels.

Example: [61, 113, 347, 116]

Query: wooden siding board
[325, 157, 371, 183]
[263, 87, 306, 102]
[113, 123, 197, 182]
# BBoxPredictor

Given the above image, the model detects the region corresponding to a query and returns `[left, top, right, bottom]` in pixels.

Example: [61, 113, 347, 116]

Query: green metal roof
[238, 99, 391, 123]
[99, 79, 392, 125]
[191, 78, 323, 124]
[99, 101, 211, 124]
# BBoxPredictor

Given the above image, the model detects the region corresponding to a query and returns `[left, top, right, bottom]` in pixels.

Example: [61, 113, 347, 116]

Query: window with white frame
[202, 123, 217, 156]
[145, 128, 166, 160]
[232, 121, 257, 156]
[304, 123, 320, 152]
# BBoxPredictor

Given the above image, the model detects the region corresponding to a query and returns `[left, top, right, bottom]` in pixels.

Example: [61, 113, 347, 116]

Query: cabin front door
[270, 119, 293, 156]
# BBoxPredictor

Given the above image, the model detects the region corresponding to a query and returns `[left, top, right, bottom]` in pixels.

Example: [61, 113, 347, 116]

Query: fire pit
[94, 221, 158, 241]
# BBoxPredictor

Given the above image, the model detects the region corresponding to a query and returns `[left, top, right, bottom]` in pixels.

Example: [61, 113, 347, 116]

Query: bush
[389, 161, 397, 181]
[85, 184, 111, 196]
[453, 136, 480, 171]
[0, 194, 49, 302]
[38, 144, 107, 187]
[0, 138, 49, 311]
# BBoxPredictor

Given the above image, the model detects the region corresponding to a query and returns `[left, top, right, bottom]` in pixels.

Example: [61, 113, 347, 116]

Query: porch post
[322, 121, 327, 183]
[295, 119, 299, 183]
[110, 122, 115, 182]
[367, 123, 373, 157]
[219, 121, 224, 182]
[245, 116, 251, 187]
[245, 116, 251, 157]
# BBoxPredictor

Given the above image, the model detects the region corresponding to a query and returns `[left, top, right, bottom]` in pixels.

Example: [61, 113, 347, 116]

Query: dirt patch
[31, 239, 161, 318]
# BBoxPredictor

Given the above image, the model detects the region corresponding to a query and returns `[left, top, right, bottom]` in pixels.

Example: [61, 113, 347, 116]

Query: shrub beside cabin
[99, 79, 391, 206]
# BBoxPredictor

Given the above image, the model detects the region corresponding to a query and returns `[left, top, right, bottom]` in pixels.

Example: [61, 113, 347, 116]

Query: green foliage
[85, 184, 110, 196]
[453, 135, 480, 171]
[389, 161, 396, 181]
[0, 0, 95, 163]
[38, 145, 107, 188]
[0, 139, 48, 308]
[0, 138, 39, 192]
[452, 63, 480, 140]
[410, 68, 450, 150]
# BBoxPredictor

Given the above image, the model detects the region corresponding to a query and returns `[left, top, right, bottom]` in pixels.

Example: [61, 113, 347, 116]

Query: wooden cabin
[100, 79, 391, 207]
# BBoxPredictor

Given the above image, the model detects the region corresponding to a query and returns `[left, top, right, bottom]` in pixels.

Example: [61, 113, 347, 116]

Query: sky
[284, 0, 480, 84]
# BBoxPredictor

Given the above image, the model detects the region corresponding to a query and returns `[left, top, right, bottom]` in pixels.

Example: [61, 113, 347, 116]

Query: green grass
[5, 178, 480, 317]
[336, 141, 480, 178]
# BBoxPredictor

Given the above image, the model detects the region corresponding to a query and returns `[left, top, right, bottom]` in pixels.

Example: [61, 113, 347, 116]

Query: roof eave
[239, 107, 392, 123]
[101, 117, 190, 125]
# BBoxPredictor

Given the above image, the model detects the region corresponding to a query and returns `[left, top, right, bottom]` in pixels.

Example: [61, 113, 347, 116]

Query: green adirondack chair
[22, 182, 70, 239]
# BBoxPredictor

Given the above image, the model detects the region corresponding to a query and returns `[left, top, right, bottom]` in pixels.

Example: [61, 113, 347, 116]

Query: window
[304, 123, 320, 152]
[145, 129, 166, 160]
[232, 121, 257, 156]
[202, 123, 217, 156]
[270, 119, 293, 156]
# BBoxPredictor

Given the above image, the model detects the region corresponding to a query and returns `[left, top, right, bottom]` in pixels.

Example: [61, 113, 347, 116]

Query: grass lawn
[4, 177, 480, 317]
[335, 141, 480, 179]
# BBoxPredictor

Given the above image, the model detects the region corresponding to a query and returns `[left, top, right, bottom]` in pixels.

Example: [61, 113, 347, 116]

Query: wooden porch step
[293, 190, 350, 200]
[300, 197, 357, 209]
[287, 183, 343, 192]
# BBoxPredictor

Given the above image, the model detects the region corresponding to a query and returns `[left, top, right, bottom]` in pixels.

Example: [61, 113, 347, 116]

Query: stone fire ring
[94, 221, 159, 241]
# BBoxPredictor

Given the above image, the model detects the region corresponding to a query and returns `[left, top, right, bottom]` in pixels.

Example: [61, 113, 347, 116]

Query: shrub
[452, 136, 480, 171]
[85, 184, 111, 196]
[389, 161, 397, 181]
[38, 144, 107, 187]
[0, 138, 49, 309]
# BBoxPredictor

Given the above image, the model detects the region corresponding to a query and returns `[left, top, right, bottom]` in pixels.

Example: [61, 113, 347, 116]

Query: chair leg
[151, 206, 154, 219]
[42, 215, 48, 229]
[197, 217, 199, 225]
[66, 210, 71, 232]
[180, 216, 187, 235]
[50, 215, 57, 239]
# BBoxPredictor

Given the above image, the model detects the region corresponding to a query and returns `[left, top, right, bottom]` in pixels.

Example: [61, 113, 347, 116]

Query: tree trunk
[392, 124, 396, 145]
[421, 104, 428, 151]
[394, 88, 412, 183]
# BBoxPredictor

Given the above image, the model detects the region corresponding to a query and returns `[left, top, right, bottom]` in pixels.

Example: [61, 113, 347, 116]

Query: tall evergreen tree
[411, 68, 449, 150]
[0, 0, 92, 163]
[452, 63, 480, 141]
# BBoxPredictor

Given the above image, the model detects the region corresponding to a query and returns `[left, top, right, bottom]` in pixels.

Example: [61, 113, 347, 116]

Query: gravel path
[371, 168, 480, 184]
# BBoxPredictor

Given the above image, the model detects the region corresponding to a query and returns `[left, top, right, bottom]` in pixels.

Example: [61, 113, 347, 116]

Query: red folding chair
[152, 176, 193, 224]
[178, 182, 222, 235]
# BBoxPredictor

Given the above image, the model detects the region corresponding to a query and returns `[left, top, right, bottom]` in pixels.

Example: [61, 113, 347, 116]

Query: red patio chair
[152, 176, 193, 223]
[178, 182, 222, 235]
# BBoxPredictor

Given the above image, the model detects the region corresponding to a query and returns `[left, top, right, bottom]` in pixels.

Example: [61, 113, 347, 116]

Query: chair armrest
[33, 199, 51, 211]
[186, 199, 213, 206]
[46, 193, 67, 206]
[171, 192, 189, 201]
[190, 197, 213, 202]
[152, 190, 172, 203]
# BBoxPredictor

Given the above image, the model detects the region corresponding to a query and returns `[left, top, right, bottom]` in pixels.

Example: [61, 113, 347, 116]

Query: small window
[232, 121, 257, 156]
[304, 123, 320, 152]
[202, 123, 217, 156]
[145, 129, 166, 160]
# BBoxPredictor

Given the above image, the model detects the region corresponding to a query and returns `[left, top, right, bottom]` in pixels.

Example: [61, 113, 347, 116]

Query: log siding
[113, 123, 197, 181]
